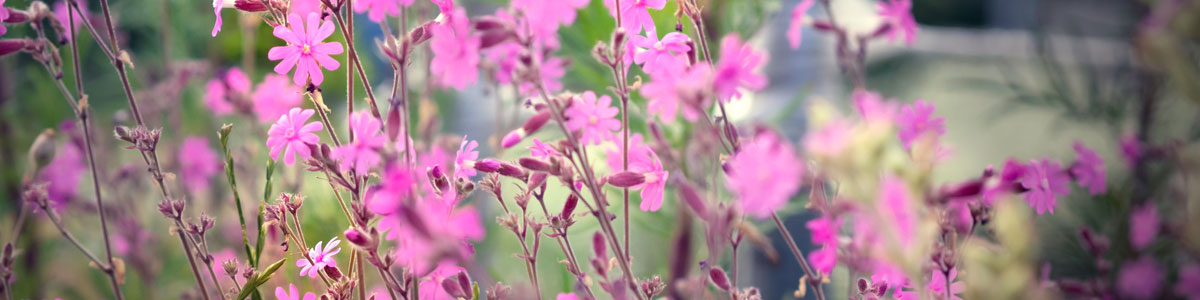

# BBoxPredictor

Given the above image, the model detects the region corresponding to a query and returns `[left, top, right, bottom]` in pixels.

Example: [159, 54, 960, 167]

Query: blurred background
[1, 0, 1198, 299]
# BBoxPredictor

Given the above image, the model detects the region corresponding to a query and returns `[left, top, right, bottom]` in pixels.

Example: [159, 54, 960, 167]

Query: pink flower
[205, 68, 252, 116]
[430, 8, 480, 90]
[1, 0, 8, 36]
[297, 237, 341, 278]
[806, 216, 840, 245]
[627, 147, 668, 212]
[179, 137, 222, 193]
[275, 284, 317, 300]
[208, 249, 237, 287]
[1020, 158, 1070, 215]
[512, 0, 589, 42]
[641, 64, 711, 124]
[1071, 141, 1106, 195]
[528, 138, 558, 160]
[354, 0, 414, 23]
[252, 74, 304, 123]
[896, 99, 944, 148]
[556, 293, 580, 300]
[518, 52, 565, 97]
[853, 90, 899, 123]
[212, 0, 225, 37]
[808, 245, 837, 275]
[266, 108, 323, 165]
[928, 268, 966, 300]
[392, 192, 483, 274]
[565, 91, 621, 145]
[36, 131, 85, 212]
[1118, 256, 1164, 299]
[605, 0, 667, 36]
[982, 158, 1026, 204]
[430, 0, 454, 16]
[713, 34, 767, 102]
[53, 0, 90, 41]
[605, 133, 648, 172]
[787, 0, 814, 49]
[879, 176, 917, 247]
[1176, 264, 1200, 299]
[724, 131, 804, 219]
[1120, 133, 1143, 168]
[289, 0, 324, 18]
[631, 32, 691, 75]
[1130, 204, 1159, 251]
[453, 136, 479, 179]
[877, 0, 918, 45]
[268, 13, 344, 86]
[332, 112, 385, 174]
[803, 120, 851, 156]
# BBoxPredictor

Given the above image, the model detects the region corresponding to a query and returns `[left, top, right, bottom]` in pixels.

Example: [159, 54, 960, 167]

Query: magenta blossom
[1118, 256, 1164, 299]
[266, 108, 323, 165]
[392, 191, 484, 274]
[53, 0, 91, 41]
[787, 0, 814, 49]
[1020, 158, 1070, 215]
[36, 132, 85, 212]
[332, 112, 386, 174]
[806, 216, 841, 245]
[928, 268, 966, 300]
[289, 0, 324, 18]
[252, 74, 304, 123]
[877, 0, 918, 45]
[297, 237, 341, 278]
[430, 0, 453, 16]
[528, 138, 558, 160]
[556, 293, 580, 300]
[879, 176, 918, 247]
[1130, 204, 1159, 251]
[896, 99, 945, 148]
[808, 246, 837, 275]
[853, 90, 899, 123]
[604, 0, 666, 35]
[453, 136, 479, 179]
[205, 68, 252, 116]
[565, 91, 621, 145]
[628, 147, 668, 212]
[268, 13, 344, 86]
[724, 131, 804, 219]
[1120, 133, 1143, 168]
[518, 52, 565, 97]
[605, 133, 648, 172]
[178, 137, 222, 193]
[354, 0, 414, 23]
[512, 0, 589, 43]
[1176, 264, 1200, 299]
[631, 32, 691, 75]
[1071, 141, 1107, 195]
[276, 284, 317, 300]
[430, 7, 480, 90]
[713, 34, 767, 102]
[212, 0, 225, 37]
[1, 0, 8, 36]
[982, 158, 1026, 204]
[641, 64, 712, 124]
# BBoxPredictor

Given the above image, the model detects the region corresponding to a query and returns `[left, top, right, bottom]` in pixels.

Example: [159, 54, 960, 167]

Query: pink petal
[273, 52, 301, 75]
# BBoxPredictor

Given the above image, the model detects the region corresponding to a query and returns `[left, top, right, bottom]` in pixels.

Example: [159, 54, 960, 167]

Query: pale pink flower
[641, 64, 712, 124]
[276, 284, 317, 300]
[266, 108, 323, 165]
[483, 38, 523, 85]
[628, 147, 668, 212]
[268, 13, 344, 86]
[430, 7, 480, 90]
[787, 0, 814, 49]
[896, 99, 944, 148]
[37, 130, 85, 212]
[179, 137, 222, 193]
[631, 32, 691, 75]
[208, 249, 237, 287]
[604, 0, 666, 36]
[1071, 141, 1107, 195]
[252, 74, 304, 123]
[806, 216, 840, 245]
[417, 263, 465, 300]
[1130, 203, 1159, 251]
[512, 0, 589, 42]
[332, 112, 385, 174]
[565, 91, 621, 145]
[853, 90, 899, 123]
[713, 34, 767, 102]
[879, 176, 917, 247]
[1020, 158, 1070, 215]
[556, 293, 580, 300]
[605, 133, 648, 172]
[53, 0, 91, 41]
[724, 131, 804, 219]
[1118, 256, 1164, 299]
[205, 68, 252, 115]
[289, 0, 324, 18]
[528, 138, 558, 160]
[928, 268, 966, 300]
[212, 0, 225, 37]
[354, 0, 414, 23]
[392, 191, 483, 274]
[297, 237, 341, 278]
[453, 136, 479, 179]
[1176, 264, 1200, 300]
[803, 120, 851, 156]
[430, 0, 453, 16]
[877, 0, 918, 45]
[518, 52, 565, 97]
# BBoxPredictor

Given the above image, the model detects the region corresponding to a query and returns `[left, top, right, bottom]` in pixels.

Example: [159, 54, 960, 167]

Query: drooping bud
[592, 231, 607, 258]
[560, 194, 578, 219]
[676, 179, 708, 217]
[518, 157, 553, 173]
[323, 265, 342, 281]
[709, 267, 731, 291]
[344, 227, 372, 248]
[527, 172, 548, 191]
[607, 172, 646, 188]
[497, 162, 527, 179]
[234, 0, 269, 12]
[474, 159, 501, 173]
[0, 39, 32, 57]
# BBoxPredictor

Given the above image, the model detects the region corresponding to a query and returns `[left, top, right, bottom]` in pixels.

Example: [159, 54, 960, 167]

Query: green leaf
[256, 159, 277, 266]
[235, 258, 287, 300]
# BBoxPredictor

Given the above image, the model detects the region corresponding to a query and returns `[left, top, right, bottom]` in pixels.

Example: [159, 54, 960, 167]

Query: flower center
[302, 44, 312, 54]
[589, 116, 598, 124]
[285, 128, 296, 138]
[654, 41, 665, 51]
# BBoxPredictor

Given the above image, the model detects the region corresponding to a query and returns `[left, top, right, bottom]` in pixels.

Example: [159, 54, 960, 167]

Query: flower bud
[527, 172, 547, 191]
[344, 227, 373, 248]
[560, 194, 578, 219]
[592, 231, 607, 258]
[607, 172, 645, 187]
[518, 157, 553, 173]
[676, 179, 708, 217]
[441, 276, 468, 299]
[323, 264, 342, 281]
[474, 159, 501, 173]
[709, 267, 731, 291]
[0, 39, 31, 57]
[500, 130, 524, 148]
[234, 0, 269, 12]
[497, 162, 527, 179]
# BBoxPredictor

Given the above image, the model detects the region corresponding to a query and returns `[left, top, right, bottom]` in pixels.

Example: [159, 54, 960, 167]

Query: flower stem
[771, 212, 825, 300]
[330, 9, 384, 121]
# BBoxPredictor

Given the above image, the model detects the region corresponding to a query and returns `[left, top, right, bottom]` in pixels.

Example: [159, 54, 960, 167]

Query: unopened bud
[234, 0, 269, 12]
[474, 159, 501, 173]
[607, 172, 645, 188]
[519, 157, 553, 173]
[344, 227, 372, 248]
[592, 231, 607, 258]
[709, 267, 731, 291]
